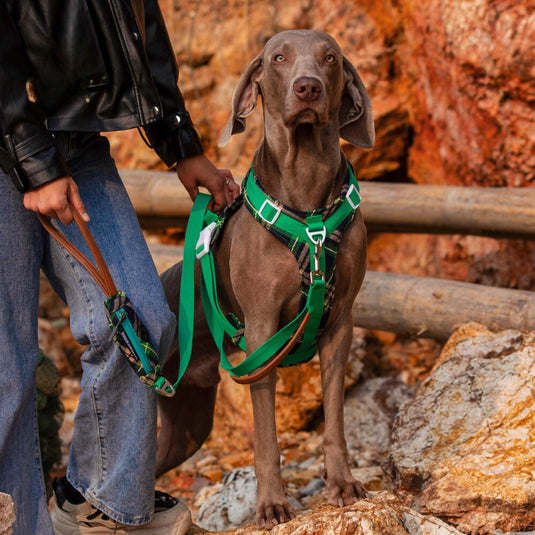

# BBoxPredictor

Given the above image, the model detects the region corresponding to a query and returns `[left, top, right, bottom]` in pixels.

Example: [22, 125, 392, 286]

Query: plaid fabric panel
[104, 291, 162, 388]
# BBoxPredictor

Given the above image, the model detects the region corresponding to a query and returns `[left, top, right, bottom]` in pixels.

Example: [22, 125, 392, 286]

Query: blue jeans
[0, 132, 176, 534]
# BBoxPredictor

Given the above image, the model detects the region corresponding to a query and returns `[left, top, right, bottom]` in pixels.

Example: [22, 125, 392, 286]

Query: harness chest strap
[245, 166, 362, 247]
[240, 164, 361, 368]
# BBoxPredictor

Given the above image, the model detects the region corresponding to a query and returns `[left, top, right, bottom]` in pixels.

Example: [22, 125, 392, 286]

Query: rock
[398, 0, 535, 188]
[0, 493, 15, 535]
[196, 467, 258, 531]
[196, 467, 301, 531]
[385, 323, 535, 534]
[194, 492, 465, 535]
[344, 377, 416, 468]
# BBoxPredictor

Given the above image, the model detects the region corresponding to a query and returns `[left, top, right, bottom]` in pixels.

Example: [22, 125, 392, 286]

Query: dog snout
[292, 76, 322, 102]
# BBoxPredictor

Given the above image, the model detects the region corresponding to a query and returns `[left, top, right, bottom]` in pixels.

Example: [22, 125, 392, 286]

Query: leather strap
[37, 206, 118, 297]
[230, 312, 311, 385]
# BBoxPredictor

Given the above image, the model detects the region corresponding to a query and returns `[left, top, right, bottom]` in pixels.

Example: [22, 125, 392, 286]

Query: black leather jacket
[0, 0, 204, 192]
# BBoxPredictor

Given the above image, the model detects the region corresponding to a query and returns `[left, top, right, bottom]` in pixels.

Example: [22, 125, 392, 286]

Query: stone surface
[0, 493, 15, 535]
[196, 467, 259, 531]
[386, 323, 535, 534]
[344, 377, 416, 468]
[193, 492, 465, 535]
[398, 0, 535, 188]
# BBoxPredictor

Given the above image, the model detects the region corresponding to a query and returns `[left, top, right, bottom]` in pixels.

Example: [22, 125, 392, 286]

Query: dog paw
[256, 500, 296, 529]
[328, 478, 368, 507]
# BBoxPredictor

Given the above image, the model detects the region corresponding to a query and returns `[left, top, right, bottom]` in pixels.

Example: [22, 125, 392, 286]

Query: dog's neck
[252, 117, 347, 212]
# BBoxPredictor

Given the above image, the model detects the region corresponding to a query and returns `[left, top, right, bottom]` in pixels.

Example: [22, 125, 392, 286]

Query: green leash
[174, 193, 215, 387]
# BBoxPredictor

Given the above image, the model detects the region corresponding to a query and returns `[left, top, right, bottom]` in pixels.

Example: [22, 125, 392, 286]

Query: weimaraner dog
[157, 29, 374, 528]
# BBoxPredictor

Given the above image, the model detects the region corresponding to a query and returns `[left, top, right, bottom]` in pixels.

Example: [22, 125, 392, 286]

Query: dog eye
[324, 54, 336, 63]
[273, 54, 286, 63]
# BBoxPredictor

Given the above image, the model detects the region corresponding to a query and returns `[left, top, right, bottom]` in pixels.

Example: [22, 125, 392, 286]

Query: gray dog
[157, 29, 374, 528]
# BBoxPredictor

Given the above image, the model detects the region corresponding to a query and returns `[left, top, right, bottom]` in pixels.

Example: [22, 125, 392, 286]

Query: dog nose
[293, 77, 322, 102]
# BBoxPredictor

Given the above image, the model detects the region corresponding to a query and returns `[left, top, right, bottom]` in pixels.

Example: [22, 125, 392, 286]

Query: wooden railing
[120, 168, 535, 340]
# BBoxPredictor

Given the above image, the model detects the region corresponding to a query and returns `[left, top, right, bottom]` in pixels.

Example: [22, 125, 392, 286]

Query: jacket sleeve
[140, 0, 204, 166]
[0, 3, 69, 192]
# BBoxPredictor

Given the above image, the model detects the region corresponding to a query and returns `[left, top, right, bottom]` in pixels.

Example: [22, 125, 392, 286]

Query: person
[0, 1, 239, 534]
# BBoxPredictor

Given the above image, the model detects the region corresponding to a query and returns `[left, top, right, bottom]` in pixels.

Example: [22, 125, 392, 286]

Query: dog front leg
[249, 369, 296, 528]
[318, 319, 367, 506]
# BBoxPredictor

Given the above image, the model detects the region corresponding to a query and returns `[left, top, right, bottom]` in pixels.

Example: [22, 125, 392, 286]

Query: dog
[156, 29, 374, 528]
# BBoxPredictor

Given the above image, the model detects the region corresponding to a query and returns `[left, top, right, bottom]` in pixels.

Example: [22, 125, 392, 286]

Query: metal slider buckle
[155, 378, 176, 397]
[258, 199, 282, 225]
[195, 221, 217, 259]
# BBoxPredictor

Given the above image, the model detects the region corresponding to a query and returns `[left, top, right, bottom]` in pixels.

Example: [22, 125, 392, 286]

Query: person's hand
[23, 176, 89, 225]
[176, 154, 239, 213]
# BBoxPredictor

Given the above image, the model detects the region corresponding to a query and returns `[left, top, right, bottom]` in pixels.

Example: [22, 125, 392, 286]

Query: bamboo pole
[146, 237, 535, 340]
[361, 182, 535, 239]
[121, 169, 535, 239]
[353, 271, 535, 340]
[121, 168, 192, 224]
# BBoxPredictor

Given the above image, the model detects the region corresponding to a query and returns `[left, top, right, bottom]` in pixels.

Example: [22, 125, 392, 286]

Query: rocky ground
[38, 237, 434, 528]
[36, 238, 535, 535]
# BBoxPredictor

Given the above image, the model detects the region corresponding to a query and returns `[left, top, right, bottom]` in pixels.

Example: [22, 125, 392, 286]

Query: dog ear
[218, 55, 263, 148]
[339, 58, 375, 149]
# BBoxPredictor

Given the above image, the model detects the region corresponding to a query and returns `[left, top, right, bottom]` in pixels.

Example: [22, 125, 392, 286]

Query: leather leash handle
[231, 311, 311, 385]
[37, 206, 118, 297]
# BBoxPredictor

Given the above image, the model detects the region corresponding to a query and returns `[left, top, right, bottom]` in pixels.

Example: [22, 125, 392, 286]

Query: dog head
[218, 29, 374, 149]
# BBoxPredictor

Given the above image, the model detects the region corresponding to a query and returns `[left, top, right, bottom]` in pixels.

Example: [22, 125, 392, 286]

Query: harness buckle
[195, 221, 217, 259]
[306, 226, 326, 246]
[346, 183, 361, 210]
[258, 199, 282, 225]
[306, 226, 326, 280]
[310, 269, 325, 284]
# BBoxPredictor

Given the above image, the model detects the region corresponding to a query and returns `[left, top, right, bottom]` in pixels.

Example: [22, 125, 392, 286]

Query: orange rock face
[108, 1, 535, 289]
[399, 0, 535, 187]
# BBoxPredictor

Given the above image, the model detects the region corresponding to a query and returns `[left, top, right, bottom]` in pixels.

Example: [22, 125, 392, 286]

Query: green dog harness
[175, 164, 361, 383]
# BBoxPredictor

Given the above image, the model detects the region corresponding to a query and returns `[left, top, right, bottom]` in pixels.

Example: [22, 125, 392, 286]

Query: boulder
[344, 377, 416, 468]
[193, 492, 465, 535]
[0, 493, 15, 535]
[385, 323, 535, 534]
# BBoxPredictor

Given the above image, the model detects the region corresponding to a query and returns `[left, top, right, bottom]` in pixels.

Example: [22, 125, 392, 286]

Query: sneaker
[51, 477, 192, 534]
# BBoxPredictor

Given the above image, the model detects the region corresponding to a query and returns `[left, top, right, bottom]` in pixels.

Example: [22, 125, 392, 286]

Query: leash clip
[306, 226, 326, 281]
[154, 377, 176, 397]
[195, 221, 217, 259]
